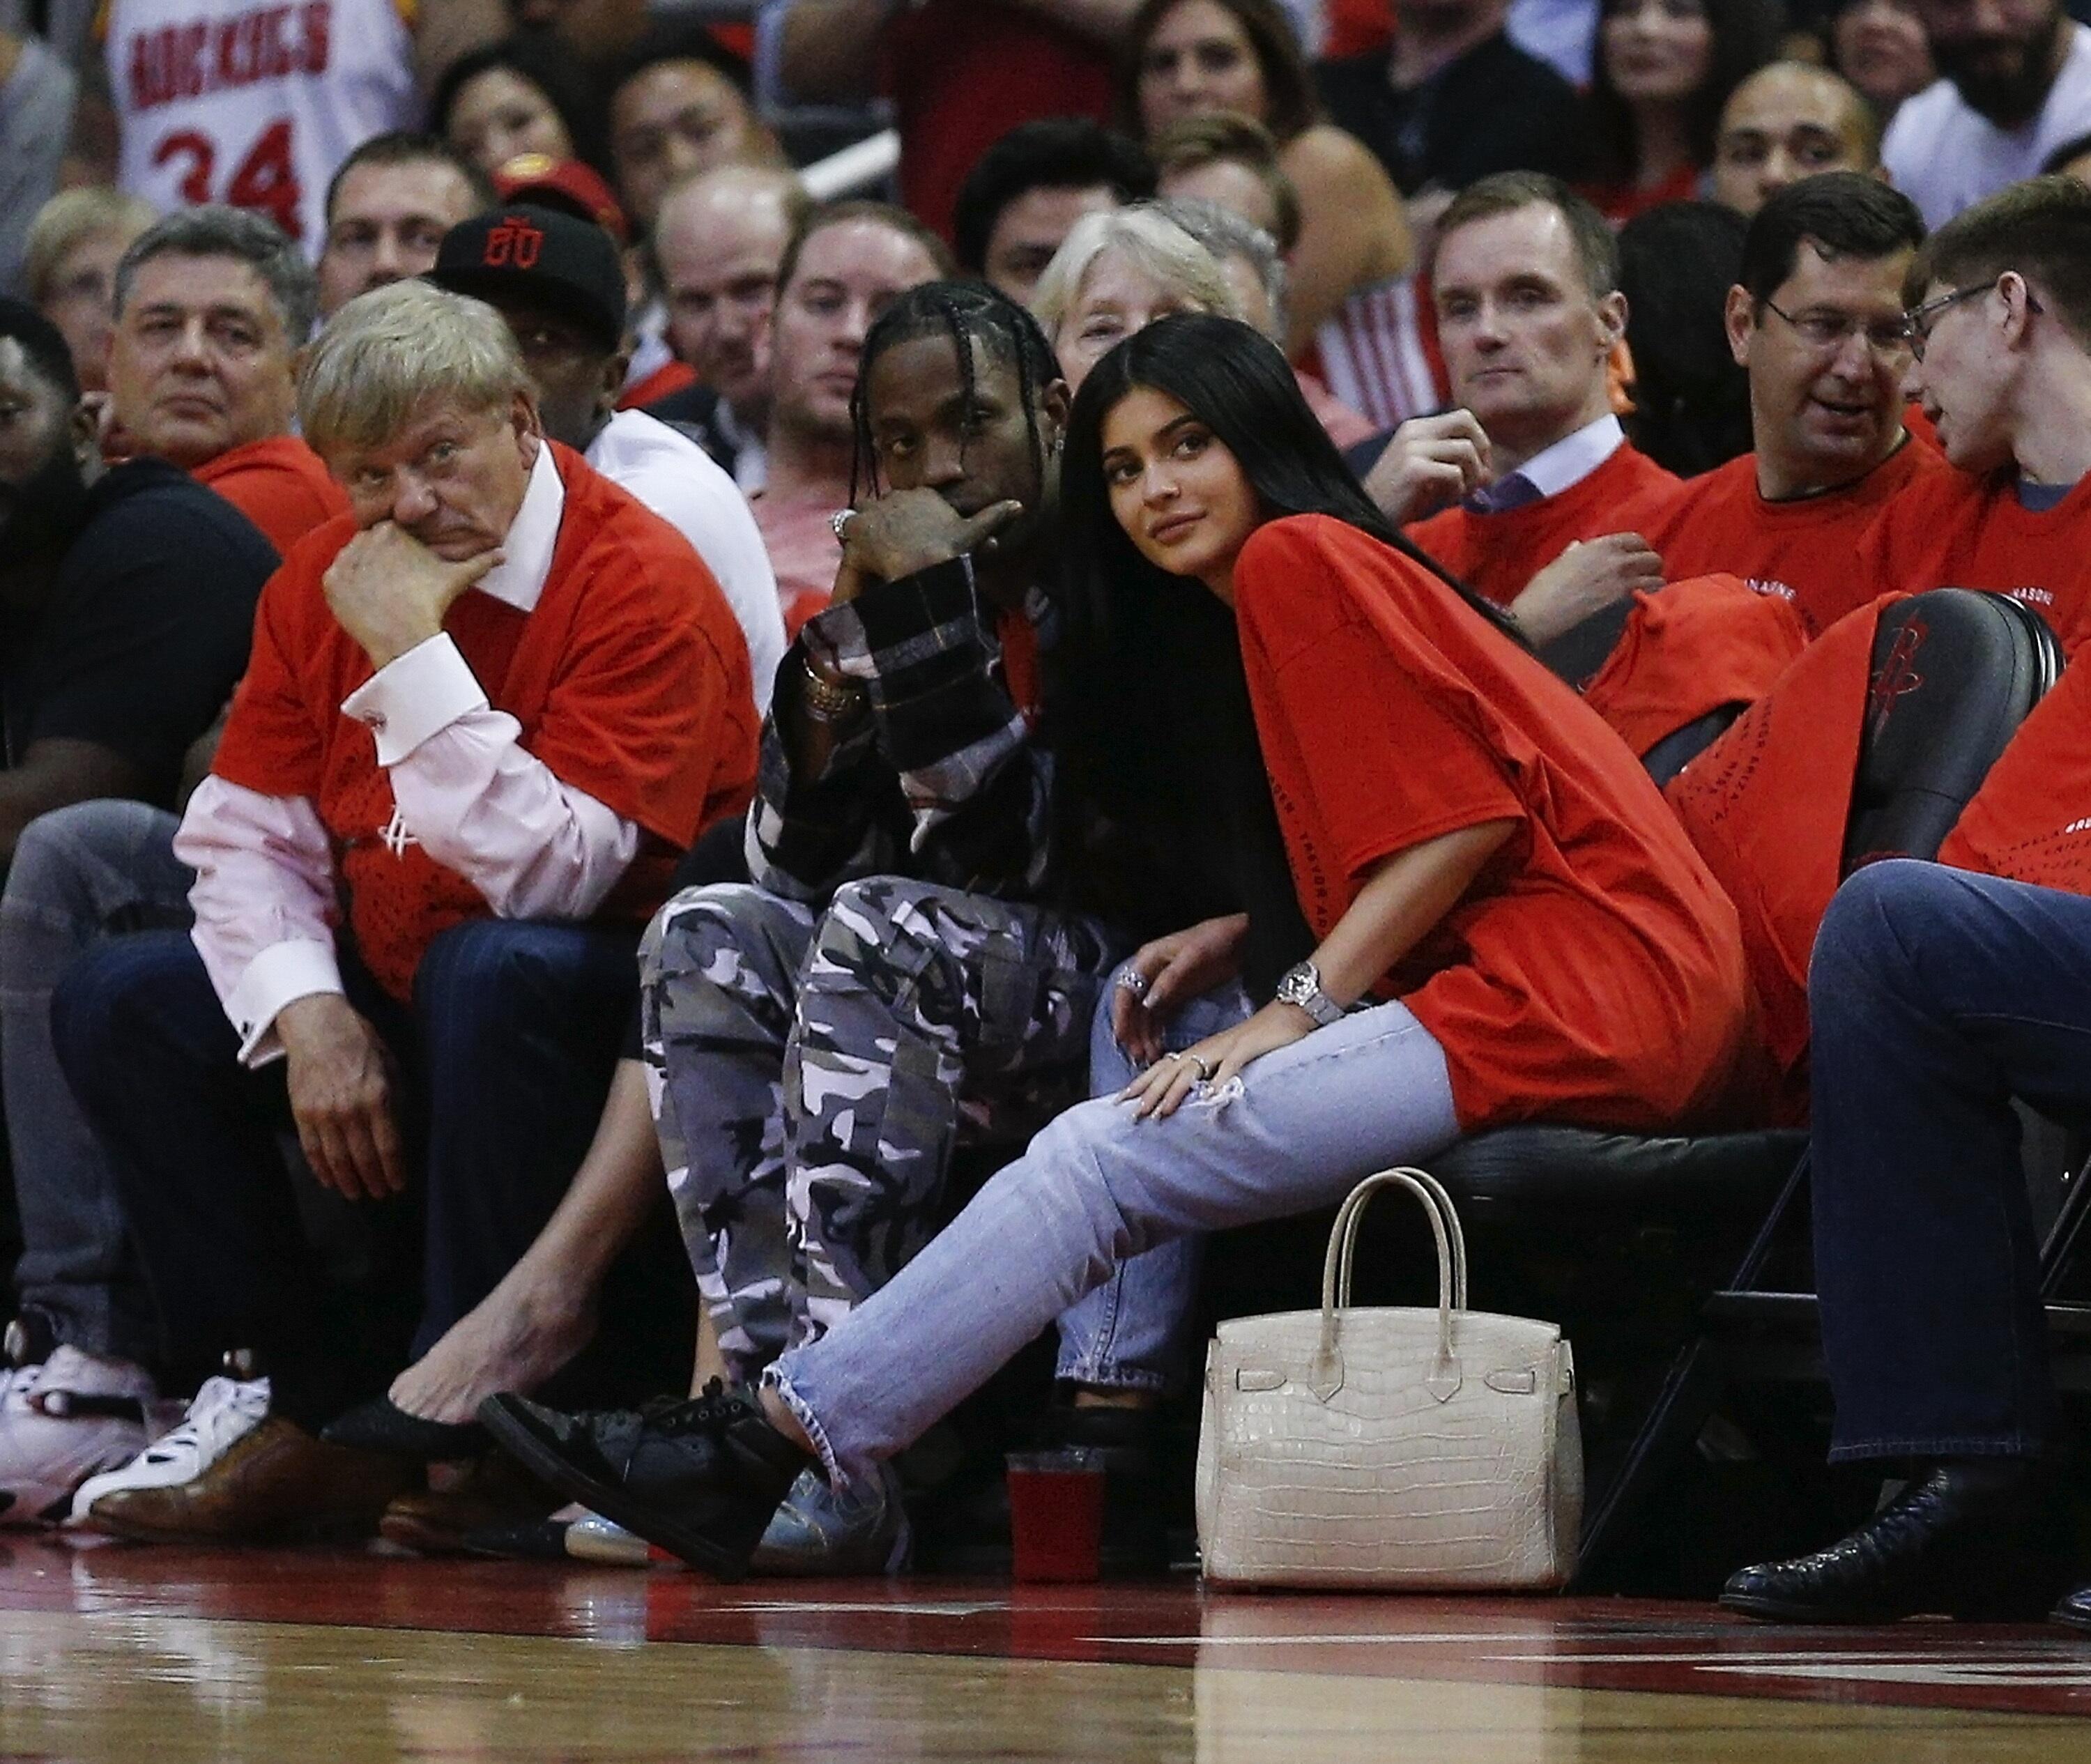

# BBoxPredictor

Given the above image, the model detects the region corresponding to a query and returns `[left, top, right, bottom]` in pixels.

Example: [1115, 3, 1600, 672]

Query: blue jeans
[1810, 861, 2088, 1462]
[770, 997, 1461, 1487]
[50, 919, 643, 1420]
[1050, 961, 1253, 1391]
[1, 801, 192, 1361]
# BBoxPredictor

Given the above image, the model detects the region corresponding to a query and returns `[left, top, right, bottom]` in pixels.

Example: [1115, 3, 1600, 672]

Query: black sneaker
[478, 1380, 811, 1581]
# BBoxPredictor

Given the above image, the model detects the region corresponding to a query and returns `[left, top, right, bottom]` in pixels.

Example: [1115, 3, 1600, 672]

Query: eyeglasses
[1903, 282, 2044, 361]
[1761, 298, 1913, 358]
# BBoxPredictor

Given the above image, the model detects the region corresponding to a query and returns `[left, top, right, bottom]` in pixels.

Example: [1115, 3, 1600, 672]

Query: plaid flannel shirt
[746, 557, 1055, 903]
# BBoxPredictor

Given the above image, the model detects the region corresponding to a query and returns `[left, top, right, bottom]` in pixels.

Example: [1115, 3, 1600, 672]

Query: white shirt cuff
[341, 634, 489, 766]
[222, 938, 344, 1067]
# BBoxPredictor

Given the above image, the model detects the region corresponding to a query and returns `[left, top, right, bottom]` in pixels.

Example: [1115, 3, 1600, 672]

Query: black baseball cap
[429, 204, 627, 352]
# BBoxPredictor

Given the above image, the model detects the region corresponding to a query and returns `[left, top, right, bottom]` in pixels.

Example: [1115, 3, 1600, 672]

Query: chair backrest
[1841, 590, 2061, 874]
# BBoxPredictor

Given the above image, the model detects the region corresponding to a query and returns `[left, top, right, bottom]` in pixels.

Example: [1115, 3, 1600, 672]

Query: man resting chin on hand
[46, 277, 758, 1548]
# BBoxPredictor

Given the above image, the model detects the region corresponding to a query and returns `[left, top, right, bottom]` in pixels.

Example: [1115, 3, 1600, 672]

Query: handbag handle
[1310, 1167, 1469, 1403]
[1332, 1165, 1468, 1313]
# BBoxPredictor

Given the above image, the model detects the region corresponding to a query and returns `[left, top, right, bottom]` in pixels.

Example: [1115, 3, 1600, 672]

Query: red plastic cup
[1006, 1448, 1107, 1583]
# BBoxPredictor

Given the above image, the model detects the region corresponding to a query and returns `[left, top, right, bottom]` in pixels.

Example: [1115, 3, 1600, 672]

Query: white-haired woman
[1031, 201, 1371, 446]
[1031, 203, 1243, 394]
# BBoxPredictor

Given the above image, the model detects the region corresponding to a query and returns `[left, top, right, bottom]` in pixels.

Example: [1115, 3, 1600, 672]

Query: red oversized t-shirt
[191, 435, 351, 558]
[1406, 443, 1683, 607]
[1644, 436, 1944, 637]
[211, 443, 758, 999]
[1851, 467, 2091, 654]
[1234, 516, 1751, 1134]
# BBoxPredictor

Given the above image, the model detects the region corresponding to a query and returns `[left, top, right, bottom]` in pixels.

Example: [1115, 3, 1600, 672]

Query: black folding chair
[1427, 589, 2065, 1586]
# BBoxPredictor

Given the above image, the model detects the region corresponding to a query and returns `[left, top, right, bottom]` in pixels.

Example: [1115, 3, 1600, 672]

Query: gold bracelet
[799, 655, 866, 719]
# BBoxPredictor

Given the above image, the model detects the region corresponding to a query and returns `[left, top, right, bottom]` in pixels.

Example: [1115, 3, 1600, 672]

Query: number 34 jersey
[105, 0, 418, 254]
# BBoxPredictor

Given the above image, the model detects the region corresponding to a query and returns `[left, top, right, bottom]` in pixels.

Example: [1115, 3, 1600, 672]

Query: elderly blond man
[42, 279, 759, 1546]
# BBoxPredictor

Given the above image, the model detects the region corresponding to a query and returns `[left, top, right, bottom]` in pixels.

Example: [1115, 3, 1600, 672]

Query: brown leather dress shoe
[86, 1416, 418, 1544]
[378, 1454, 560, 1555]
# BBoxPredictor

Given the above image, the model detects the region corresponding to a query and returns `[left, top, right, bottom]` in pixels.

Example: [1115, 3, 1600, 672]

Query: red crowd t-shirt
[1662, 596, 1899, 1121]
[190, 435, 351, 558]
[1406, 443, 1683, 607]
[1851, 467, 2091, 654]
[884, 3, 1115, 238]
[1324, 0, 1394, 56]
[1644, 436, 1944, 636]
[1234, 515, 1750, 1134]
[1580, 574, 1808, 757]
[211, 443, 759, 999]
[1940, 654, 2091, 891]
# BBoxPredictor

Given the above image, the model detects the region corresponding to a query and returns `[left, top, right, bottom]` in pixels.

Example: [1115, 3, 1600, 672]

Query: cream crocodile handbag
[1194, 1166, 1582, 1590]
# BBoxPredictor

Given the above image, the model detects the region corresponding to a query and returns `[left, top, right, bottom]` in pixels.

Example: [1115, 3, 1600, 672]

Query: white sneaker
[67, 1374, 270, 1528]
[0, 1347, 160, 1528]
[564, 1510, 652, 1567]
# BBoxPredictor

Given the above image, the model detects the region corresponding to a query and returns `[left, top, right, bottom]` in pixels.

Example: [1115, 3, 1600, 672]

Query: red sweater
[213, 443, 758, 998]
[1407, 442, 1683, 607]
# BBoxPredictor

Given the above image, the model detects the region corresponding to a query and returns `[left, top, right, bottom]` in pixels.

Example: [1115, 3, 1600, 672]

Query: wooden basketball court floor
[1, 1539, 2089, 1761]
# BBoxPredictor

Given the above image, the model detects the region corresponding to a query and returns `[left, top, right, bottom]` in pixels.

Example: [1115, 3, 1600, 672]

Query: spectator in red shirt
[1391, 174, 1681, 645]
[48, 278, 758, 1547]
[1646, 173, 1939, 636]
[1578, 0, 1782, 226]
[105, 207, 349, 558]
[1853, 174, 2091, 652]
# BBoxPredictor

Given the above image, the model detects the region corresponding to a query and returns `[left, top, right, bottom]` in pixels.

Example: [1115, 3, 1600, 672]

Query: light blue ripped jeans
[1050, 959, 1255, 1392]
[771, 993, 1462, 1488]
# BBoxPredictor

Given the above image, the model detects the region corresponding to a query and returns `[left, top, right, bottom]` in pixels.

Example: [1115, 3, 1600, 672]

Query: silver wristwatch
[1275, 960, 1344, 1027]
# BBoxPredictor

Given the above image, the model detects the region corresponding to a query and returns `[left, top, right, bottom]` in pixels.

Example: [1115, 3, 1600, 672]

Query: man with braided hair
[633, 279, 1185, 1573]
[369, 282, 1195, 1572]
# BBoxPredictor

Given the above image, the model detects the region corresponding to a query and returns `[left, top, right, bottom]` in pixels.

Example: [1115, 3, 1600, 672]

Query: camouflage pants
[640, 876, 1117, 1381]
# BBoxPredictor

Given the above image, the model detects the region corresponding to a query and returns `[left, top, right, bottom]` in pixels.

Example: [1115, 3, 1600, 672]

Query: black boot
[1720, 1459, 2074, 1624]
[478, 1380, 811, 1581]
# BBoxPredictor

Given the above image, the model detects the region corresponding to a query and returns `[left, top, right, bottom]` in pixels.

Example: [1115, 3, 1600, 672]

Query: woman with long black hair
[482, 315, 1754, 1577]
[1579, 0, 1784, 224]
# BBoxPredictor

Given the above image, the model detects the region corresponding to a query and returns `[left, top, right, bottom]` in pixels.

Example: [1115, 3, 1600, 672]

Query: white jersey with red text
[105, 0, 418, 254]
